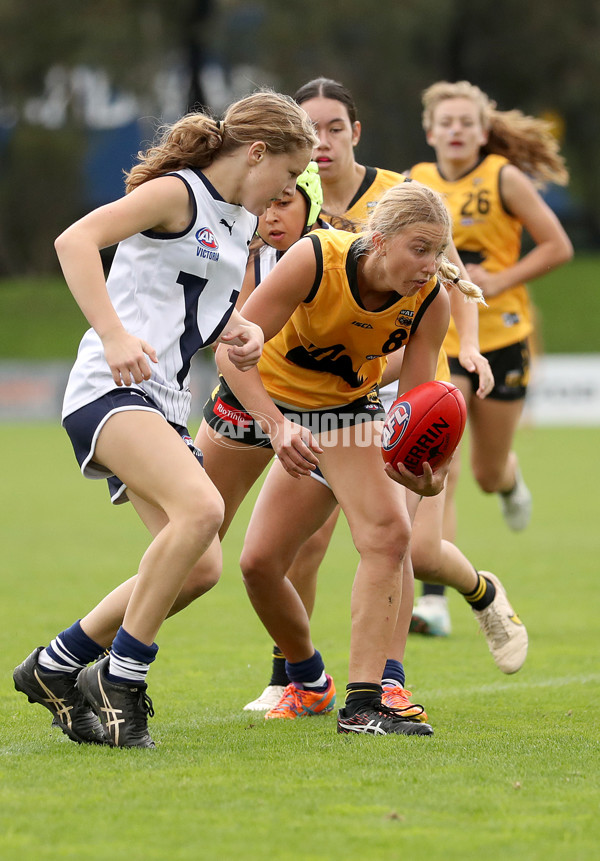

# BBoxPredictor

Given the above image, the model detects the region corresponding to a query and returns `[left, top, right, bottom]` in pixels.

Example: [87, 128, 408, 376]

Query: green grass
[1, 251, 600, 357]
[1, 422, 599, 860]
[528, 253, 600, 354]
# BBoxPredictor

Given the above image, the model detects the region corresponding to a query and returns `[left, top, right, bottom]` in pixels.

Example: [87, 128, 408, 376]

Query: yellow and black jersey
[258, 228, 441, 410]
[328, 164, 448, 380]
[322, 166, 408, 231]
[410, 154, 532, 354]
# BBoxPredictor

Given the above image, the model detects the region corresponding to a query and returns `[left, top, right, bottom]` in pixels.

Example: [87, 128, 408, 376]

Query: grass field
[1, 421, 599, 860]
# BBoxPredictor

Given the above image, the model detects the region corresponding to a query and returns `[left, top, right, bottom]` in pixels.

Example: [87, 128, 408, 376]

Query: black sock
[269, 646, 289, 687]
[463, 572, 496, 611]
[422, 583, 446, 597]
[343, 682, 382, 715]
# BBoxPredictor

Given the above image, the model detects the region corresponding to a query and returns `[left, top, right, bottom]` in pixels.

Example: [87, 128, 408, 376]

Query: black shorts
[202, 377, 385, 449]
[448, 339, 530, 401]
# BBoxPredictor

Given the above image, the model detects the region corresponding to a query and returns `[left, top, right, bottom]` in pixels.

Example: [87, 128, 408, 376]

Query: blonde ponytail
[437, 257, 486, 305]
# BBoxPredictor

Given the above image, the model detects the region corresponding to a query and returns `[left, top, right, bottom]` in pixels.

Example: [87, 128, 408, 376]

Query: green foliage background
[1, 0, 599, 275]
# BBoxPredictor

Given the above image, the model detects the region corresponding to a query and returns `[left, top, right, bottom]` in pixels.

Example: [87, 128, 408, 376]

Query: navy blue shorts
[448, 339, 530, 401]
[63, 388, 165, 479]
[62, 388, 202, 505]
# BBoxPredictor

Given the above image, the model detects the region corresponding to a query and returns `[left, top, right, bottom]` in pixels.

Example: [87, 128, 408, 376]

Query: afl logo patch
[196, 227, 219, 249]
[381, 402, 411, 451]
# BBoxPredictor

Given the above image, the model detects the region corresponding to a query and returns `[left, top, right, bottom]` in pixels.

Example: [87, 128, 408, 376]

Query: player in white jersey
[62, 167, 258, 439]
[13, 91, 316, 748]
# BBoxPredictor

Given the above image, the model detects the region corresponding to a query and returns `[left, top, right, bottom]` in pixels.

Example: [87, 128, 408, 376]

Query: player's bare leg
[240, 460, 339, 719]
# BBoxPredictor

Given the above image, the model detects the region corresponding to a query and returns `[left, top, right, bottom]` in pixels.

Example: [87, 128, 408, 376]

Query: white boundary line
[417, 672, 600, 698]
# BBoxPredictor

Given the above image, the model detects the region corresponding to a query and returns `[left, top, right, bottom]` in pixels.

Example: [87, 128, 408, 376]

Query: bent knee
[179, 491, 225, 542]
[240, 544, 281, 589]
[473, 467, 504, 494]
[412, 544, 443, 581]
[353, 517, 411, 563]
[240, 547, 268, 582]
[180, 562, 221, 602]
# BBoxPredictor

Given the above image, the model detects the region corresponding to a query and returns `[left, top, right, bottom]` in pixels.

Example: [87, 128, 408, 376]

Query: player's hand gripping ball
[381, 381, 467, 476]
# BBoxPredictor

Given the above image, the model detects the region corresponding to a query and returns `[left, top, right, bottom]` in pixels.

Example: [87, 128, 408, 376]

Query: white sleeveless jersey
[62, 168, 257, 425]
[253, 244, 282, 285]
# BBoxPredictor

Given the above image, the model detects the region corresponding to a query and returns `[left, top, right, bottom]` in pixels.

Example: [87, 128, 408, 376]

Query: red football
[381, 381, 467, 476]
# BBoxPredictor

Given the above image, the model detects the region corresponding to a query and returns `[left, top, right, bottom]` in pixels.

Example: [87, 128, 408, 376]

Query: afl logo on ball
[381, 402, 411, 451]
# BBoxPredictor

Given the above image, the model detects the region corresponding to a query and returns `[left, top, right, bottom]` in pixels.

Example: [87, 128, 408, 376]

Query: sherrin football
[381, 381, 467, 476]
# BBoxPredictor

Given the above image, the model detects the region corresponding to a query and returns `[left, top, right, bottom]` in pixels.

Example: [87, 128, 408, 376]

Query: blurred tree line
[1, 0, 598, 275]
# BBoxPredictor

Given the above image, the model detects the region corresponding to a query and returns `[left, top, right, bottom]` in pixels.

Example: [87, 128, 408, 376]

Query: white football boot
[243, 684, 286, 711]
[472, 572, 528, 673]
[498, 467, 532, 531]
[410, 594, 452, 637]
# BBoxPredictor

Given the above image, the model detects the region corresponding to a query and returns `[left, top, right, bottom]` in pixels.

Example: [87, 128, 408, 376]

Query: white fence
[1, 355, 600, 425]
[522, 354, 600, 426]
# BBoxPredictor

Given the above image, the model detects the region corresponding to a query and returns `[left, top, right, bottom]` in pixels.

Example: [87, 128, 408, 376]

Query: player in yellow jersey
[216, 182, 487, 735]
[242, 80, 527, 713]
[295, 76, 408, 228]
[217, 183, 474, 735]
[409, 81, 573, 632]
[240, 79, 486, 710]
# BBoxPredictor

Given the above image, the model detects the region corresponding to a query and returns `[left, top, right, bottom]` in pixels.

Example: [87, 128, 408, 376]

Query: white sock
[108, 652, 149, 685]
[301, 671, 328, 689]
